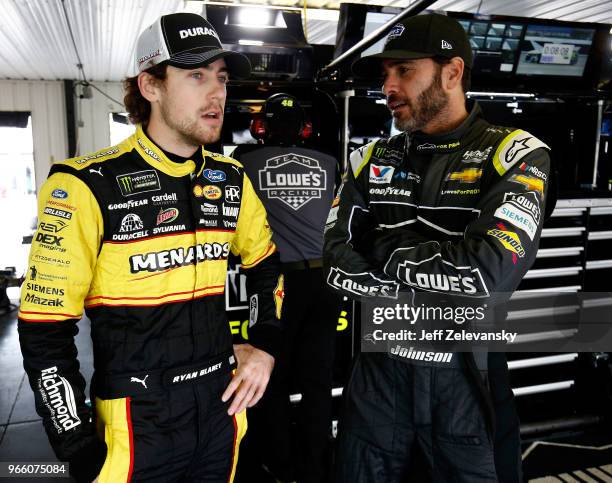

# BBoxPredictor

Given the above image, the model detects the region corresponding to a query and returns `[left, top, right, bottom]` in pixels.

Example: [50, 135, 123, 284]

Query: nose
[382, 71, 398, 97]
[210, 77, 227, 103]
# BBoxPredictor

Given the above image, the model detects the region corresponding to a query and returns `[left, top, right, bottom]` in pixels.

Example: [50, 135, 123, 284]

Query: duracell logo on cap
[179, 26, 219, 40]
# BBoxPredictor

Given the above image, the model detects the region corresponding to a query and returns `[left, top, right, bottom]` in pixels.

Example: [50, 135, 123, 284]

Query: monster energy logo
[375, 147, 385, 157]
[116, 170, 161, 197]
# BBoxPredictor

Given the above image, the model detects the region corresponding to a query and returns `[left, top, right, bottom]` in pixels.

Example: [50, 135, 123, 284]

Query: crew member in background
[233, 93, 341, 483]
[18, 13, 283, 483]
[324, 13, 554, 482]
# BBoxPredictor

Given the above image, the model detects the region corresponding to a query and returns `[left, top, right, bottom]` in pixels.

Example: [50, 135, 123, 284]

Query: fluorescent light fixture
[467, 91, 535, 98]
[239, 39, 264, 46]
[238, 8, 271, 28]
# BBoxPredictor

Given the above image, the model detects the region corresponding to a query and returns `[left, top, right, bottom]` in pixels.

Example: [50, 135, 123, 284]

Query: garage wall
[0, 80, 67, 194]
[76, 81, 126, 156]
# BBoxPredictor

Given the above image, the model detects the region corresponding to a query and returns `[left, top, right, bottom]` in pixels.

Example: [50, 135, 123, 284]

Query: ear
[444, 57, 464, 91]
[138, 71, 162, 103]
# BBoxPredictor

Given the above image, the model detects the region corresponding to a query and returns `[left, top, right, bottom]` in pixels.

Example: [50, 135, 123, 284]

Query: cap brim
[351, 50, 433, 78]
[167, 48, 251, 79]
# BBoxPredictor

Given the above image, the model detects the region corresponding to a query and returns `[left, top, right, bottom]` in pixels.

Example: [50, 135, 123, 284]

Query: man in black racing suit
[18, 13, 283, 483]
[324, 14, 553, 482]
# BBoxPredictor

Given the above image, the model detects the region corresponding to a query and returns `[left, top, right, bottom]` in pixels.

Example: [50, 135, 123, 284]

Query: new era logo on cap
[441, 40, 453, 49]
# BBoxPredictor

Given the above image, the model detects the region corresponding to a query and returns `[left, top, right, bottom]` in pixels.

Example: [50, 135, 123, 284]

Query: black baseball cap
[135, 13, 251, 78]
[352, 13, 473, 78]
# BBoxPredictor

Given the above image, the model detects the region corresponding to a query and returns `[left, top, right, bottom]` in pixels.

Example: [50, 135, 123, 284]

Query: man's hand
[222, 344, 274, 415]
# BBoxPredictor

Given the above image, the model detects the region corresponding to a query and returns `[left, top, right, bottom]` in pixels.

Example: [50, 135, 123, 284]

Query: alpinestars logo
[506, 138, 531, 163]
[39, 366, 81, 433]
[129, 242, 229, 273]
[258, 153, 327, 210]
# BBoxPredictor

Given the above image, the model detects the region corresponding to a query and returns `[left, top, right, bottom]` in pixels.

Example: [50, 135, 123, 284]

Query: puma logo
[130, 375, 149, 388]
[89, 167, 103, 176]
[231, 165, 241, 175]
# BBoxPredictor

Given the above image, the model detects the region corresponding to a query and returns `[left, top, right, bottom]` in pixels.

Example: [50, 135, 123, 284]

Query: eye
[190, 71, 203, 80]
[218, 74, 229, 84]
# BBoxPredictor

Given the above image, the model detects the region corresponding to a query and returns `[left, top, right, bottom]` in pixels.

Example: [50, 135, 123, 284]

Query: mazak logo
[119, 213, 144, 232]
[129, 242, 230, 273]
[441, 40, 453, 49]
[51, 189, 68, 199]
[108, 199, 148, 211]
[25, 293, 64, 307]
[519, 162, 547, 181]
[116, 170, 161, 197]
[487, 223, 526, 263]
[369, 164, 395, 184]
[137, 138, 160, 162]
[445, 168, 482, 184]
[258, 153, 326, 210]
[179, 26, 219, 40]
[327, 268, 400, 299]
[202, 169, 226, 183]
[396, 256, 489, 297]
[39, 366, 81, 433]
[156, 208, 179, 225]
[223, 205, 239, 218]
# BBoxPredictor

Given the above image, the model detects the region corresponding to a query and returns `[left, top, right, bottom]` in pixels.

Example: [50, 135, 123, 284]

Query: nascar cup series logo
[258, 153, 327, 211]
[39, 366, 81, 433]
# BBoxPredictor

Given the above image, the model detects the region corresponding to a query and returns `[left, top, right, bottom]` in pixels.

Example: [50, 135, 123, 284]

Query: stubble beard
[160, 97, 223, 147]
[393, 66, 449, 134]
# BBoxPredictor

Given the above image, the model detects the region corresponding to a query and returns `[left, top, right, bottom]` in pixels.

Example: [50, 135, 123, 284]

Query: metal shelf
[513, 380, 574, 397]
[590, 206, 612, 216]
[508, 353, 578, 370]
[586, 259, 612, 270]
[511, 286, 581, 300]
[506, 305, 579, 321]
[523, 267, 583, 279]
[541, 227, 585, 238]
[511, 328, 578, 344]
[588, 230, 612, 241]
[550, 208, 586, 218]
[536, 247, 583, 258]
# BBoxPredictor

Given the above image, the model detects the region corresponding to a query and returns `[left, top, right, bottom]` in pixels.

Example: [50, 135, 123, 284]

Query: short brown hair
[123, 64, 168, 125]
[432, 55, 471, 94]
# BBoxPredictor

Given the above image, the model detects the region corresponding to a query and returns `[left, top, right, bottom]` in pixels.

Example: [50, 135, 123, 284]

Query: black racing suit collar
[409, 101, 481, 155]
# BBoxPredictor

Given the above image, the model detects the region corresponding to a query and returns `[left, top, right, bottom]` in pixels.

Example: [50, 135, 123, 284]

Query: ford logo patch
[51, 189, 68, 199]
[203, 169, 226, 183]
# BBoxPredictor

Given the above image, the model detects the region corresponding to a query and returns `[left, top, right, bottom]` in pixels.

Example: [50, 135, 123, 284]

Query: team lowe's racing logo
[258, 153, 327, 210]
[38, 366, 81, 433]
